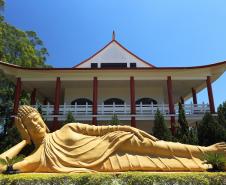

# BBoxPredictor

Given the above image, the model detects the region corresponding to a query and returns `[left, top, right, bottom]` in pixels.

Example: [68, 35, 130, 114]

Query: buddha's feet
[206, 142, 226, 154]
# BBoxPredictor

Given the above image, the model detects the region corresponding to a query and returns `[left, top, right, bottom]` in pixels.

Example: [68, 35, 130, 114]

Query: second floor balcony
[32, 103, 211, 121]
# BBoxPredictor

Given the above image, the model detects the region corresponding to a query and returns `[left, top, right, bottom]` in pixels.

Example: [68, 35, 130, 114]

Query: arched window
[104, 98, 124, 105]
[136, 98, 157, 105]
[71, 98, 93, 105]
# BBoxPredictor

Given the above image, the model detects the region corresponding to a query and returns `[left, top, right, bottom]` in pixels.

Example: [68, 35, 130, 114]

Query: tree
[217, 101, 226, 129]
[64, 112, 76, 125]
[153, 109, 172, 141]
[0, 22, 49, 67]
[177, 102, 189, 136]
[0, 0, 50, 153]
[198, 112, 225, 146]
[175, 102, 198, 144]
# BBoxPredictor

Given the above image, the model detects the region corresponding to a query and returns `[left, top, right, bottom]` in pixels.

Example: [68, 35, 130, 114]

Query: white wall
[77, 42, 151, 68]
[64, 84, 164, 104]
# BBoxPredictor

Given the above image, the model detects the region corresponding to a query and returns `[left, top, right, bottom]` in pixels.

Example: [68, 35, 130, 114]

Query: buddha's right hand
[122, 126, 144, 141]
[15, 117, 31, 145]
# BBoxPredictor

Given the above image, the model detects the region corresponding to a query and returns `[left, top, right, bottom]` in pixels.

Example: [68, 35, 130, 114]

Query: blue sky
[4, 0, 226, 106]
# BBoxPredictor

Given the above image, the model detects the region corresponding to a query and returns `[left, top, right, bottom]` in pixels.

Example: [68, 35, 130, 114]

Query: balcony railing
[32, 103, 210, 121]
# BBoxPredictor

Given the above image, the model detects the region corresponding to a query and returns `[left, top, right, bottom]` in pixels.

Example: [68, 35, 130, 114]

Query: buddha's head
[15, 105, 49, 141]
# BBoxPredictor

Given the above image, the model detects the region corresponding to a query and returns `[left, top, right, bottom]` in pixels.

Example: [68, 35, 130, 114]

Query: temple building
[0, 33, 226, 133]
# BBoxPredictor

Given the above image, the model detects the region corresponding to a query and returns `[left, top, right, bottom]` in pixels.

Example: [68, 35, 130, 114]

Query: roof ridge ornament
[112, 30, 115, 40]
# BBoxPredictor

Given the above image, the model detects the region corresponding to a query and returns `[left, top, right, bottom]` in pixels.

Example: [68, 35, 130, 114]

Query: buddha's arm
[13, 145, 42, 172]
[0, 140, 28, 172]
[152, 140, 207, 158]
[74, 123, 146, 140]
[0, 140, 28, 160]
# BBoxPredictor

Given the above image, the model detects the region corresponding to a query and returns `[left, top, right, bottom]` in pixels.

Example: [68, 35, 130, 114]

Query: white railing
[33, 102, 210, 118]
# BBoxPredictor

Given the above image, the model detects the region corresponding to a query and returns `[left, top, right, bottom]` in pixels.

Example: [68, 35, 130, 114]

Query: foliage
[153, 109, 172, 141]
[217, 101, 226, 129]
[175, 102, 198, 144]
[0, 21, 49, 67]
[0, 0, 50, 154]
[177, 102, 189, 136]
[198, 112, 226, 146]
[203, 153, 226, 172]
[0, 155, 25, 166]
[109, 114, 120, 125]
[64, 112, 76, 124]
[0, 0, 4, 12]
[0, 172, 226, 185]
[0, 125, 21, 154]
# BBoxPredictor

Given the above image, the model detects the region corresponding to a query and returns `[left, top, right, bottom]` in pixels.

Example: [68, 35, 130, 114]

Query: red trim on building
[13, 77, 22, 115]
[0, 60, 225, 71]
[30, 88, 36, 105]
[167, 76, 176, 134]
[72, 40, 155, 68]
[192, 88, 198, 104]
[92, 77, 98, 125]
[130, 76, 136, 127]
[53, 77, 61, 130]
[206, 76, 215, 113]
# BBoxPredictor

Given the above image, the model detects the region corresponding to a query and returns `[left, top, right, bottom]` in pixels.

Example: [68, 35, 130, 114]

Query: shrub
[64, 112, 76, 124]
[0, 172, 226, 185]
[0, 155, 25, 167]
[203, 153, 226, 172]
[109, 114, 120, 125]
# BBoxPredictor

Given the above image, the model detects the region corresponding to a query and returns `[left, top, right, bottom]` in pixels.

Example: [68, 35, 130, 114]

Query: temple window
[101, 63, 127, 68]
[136, 98, 157, 105]
[130, 63, 136, 68]
[71, 98, 93, 105]
[91, 63, 98, 68]
[104, 98, 125, 105]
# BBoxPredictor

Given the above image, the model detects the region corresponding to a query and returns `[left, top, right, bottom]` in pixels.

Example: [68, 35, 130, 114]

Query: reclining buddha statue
[0, 105, 225, 173]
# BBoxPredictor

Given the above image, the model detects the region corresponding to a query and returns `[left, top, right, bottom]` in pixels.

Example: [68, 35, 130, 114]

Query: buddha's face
[24, 112, 47, 138]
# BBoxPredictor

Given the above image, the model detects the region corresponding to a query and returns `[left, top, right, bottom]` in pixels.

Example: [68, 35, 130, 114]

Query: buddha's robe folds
[34, 123, 206, 173]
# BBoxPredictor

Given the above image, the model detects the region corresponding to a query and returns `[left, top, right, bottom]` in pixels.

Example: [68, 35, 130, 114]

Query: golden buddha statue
[0, 105, 225, 173]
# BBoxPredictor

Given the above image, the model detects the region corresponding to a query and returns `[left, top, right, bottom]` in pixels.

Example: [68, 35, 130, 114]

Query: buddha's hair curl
[16, 105, 40, 122]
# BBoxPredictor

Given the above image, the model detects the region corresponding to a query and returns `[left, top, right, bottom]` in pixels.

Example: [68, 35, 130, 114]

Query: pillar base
[52, 117, 60, 131]
[92, 117, 97, 126]
[131, 116, 136, 128]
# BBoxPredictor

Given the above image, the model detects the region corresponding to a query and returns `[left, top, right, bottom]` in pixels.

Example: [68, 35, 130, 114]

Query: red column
[206, 76, 215, 113]
[192, 88, 197, 104]
[92, 77, 98, 125]
[167, 76, 175, 134]
[130, 76, 136, 127]
[53, 77, 61, 130]
[30, 88, 37, 105]
[13, 77, 22, 115]
[43, 98, 48, 105]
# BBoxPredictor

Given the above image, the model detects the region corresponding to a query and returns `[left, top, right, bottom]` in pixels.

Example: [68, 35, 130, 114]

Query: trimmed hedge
[0, 172, 226, 185]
